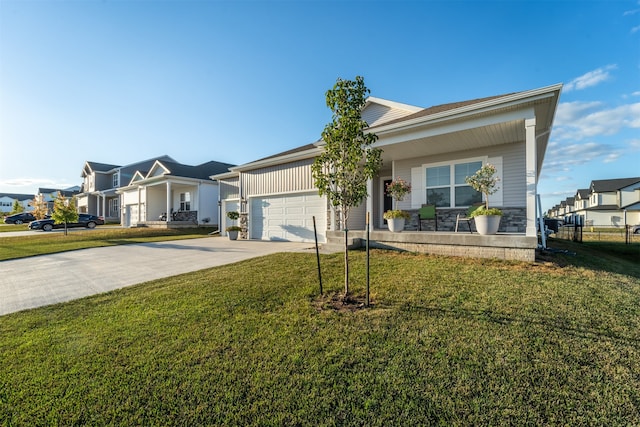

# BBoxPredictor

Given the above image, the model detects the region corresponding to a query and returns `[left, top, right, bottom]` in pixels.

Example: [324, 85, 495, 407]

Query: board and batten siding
[243, 158, 317, 197]
[219, 177, 240, 200]
[393, 142, 526, 210]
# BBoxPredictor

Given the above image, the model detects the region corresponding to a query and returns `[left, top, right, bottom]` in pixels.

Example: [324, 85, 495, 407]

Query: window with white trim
[180, 192, 191, 211]
[425, 160, 483, 208]
[112, 173, 119, 188]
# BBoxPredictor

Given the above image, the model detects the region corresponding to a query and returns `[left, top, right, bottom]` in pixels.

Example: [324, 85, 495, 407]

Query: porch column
[366, 178, 373, 231]
[166, 181, 172, 221]
[525, 118, 537, 237]
[137, 186, 142, 223]
[102, 194, 106, 219]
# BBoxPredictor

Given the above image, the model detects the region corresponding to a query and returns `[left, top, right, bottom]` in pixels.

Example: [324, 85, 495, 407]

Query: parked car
[29, 214, 105, 231]
[632, 224, 640, 234]
[3, 212, 37, 224]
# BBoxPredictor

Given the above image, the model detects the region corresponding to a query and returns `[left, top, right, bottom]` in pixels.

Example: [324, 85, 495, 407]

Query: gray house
[213, 84, 563, 261]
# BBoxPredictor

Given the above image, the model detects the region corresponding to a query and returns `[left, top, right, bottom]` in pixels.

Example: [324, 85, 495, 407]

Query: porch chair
[417, 205, 437, 231]
[455, 204, 483, 233]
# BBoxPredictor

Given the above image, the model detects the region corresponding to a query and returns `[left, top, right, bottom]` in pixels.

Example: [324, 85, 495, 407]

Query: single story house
[117, 158, 235, 227]
[213, 84, 563, 261]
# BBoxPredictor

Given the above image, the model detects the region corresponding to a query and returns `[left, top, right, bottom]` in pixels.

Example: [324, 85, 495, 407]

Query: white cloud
[633, 91, 640, 97]
[553, 101, 640, 141]
[632, 25, 640, 34]
[0, 178, 77, 194]
[543, 140, 625, 174]
[564, 65, 617, 92]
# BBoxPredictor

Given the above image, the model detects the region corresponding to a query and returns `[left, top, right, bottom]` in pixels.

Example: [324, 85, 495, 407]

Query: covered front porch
[326, 230, 537, 262]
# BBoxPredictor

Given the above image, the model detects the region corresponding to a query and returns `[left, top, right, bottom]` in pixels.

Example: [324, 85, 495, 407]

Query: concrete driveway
[0, 237, 313, 316]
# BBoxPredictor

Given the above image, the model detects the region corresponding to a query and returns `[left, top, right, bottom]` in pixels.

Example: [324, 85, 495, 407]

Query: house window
[180, 192, 191, 211]
[109, 198, 119, 216]
[113, 173, 119, 188]
[426, 160, 483, 208]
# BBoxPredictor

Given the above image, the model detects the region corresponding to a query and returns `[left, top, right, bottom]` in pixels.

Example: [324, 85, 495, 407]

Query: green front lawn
[0, 227, 217, 261]
[1, 240, 639, 425]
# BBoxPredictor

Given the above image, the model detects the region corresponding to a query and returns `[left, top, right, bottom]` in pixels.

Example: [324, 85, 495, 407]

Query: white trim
[226, 147, 321, 173]
[420, 156, 486, 208]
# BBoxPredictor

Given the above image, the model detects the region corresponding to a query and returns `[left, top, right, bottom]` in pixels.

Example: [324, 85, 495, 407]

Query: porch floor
[326, 230, 537, 262]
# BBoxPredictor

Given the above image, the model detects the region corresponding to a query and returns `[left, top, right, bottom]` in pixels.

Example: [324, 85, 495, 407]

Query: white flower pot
[474, 215, 501, 235]
[387, 217, 405, 232]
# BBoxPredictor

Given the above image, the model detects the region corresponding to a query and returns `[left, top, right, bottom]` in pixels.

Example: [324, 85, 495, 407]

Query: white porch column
[525, 118, 537, 237]
[137, 186, 142, 223]
[102, 194, 106, 219]
[166, 181, 172, 221]
[366, 178, 373, 231]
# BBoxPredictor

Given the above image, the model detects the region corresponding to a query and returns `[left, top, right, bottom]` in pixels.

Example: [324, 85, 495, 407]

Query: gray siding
[347, 201, 367, 230]
[220, 177, 240, 200]
[243, 158, 316, 197]
[393, 142, 526, 210]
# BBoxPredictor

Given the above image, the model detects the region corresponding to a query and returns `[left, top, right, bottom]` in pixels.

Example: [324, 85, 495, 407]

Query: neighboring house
[117, 159, 235, 227]
[37, 187, 81, 212]
[548, 178, 640, 227]
[0, 193, 33, 213]
[581, 178, 640, 227]
[213, 84, 563, 261]
[77, 156, 176, 221]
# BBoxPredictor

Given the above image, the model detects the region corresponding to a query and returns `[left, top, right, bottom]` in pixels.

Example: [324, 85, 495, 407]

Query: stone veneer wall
[406, 207, 527, 233]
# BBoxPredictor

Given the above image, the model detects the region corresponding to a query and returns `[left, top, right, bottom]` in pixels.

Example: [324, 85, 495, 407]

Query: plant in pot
[465, 163, 502, 235]
[226, 211, 240, 240]
[383, 177, 412, 232]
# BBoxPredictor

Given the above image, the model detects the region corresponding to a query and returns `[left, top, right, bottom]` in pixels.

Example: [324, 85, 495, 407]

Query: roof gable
[362, 97, 423, 127]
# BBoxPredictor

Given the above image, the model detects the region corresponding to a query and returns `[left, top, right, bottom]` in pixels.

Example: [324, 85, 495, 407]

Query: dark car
[29, 214, 105, 231]
[3, 212, 37, 224]
[633, 225, 640, 234]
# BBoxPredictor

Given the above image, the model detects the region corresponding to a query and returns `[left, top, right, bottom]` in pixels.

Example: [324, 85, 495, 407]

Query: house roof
[590, 177, 640, 193]
[85, 161, 121, 173]
[575, 189, 590, 199]
[213, 83, 562, 178]
[0, 193, 33, 201]
[158, 160, 236, 180]
[367, 93, 514, 130]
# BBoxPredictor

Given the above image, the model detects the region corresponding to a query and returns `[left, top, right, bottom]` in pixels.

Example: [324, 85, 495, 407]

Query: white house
[0, 193, 33, 213]
[117, 159, 235, 227]
[213, 84, 563, 261]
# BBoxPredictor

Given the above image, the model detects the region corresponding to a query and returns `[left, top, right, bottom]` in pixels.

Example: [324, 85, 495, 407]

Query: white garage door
[251, 193, 326, 243]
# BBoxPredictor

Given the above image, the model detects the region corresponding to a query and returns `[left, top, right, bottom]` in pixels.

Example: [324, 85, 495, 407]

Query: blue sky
[1, 0, 638, 212]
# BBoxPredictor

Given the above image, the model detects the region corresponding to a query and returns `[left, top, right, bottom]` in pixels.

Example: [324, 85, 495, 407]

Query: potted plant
[383, 177, 412, 232]
[465, 163, 502, 235]
[226, 211, 240, 240]
[225, 225, 242, 240]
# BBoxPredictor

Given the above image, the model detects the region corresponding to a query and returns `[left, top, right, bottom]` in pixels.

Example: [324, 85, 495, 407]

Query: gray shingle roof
[591, 177, 640, 192]
[160, 160, 236, 180]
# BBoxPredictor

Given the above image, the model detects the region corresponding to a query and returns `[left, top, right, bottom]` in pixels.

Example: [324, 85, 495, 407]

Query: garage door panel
[251, 194, 326, 243]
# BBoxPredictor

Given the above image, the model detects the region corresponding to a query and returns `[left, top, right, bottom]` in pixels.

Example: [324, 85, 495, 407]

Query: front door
[382, 178, 393, 226]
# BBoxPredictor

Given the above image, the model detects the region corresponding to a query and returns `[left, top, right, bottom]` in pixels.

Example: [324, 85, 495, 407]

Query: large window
[426, 160, 483, 208]
[180, 192, 191, 211]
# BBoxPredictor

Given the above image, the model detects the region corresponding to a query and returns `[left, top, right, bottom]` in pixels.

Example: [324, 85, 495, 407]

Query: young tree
[311, 76, 382, 297]
[30, 194, 49, 220]
[51, 192, 79, 236]
[10, 199, 24, 215]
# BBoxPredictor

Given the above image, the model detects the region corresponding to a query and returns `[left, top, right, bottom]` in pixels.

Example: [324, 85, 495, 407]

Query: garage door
[251, 193, 326, 243]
